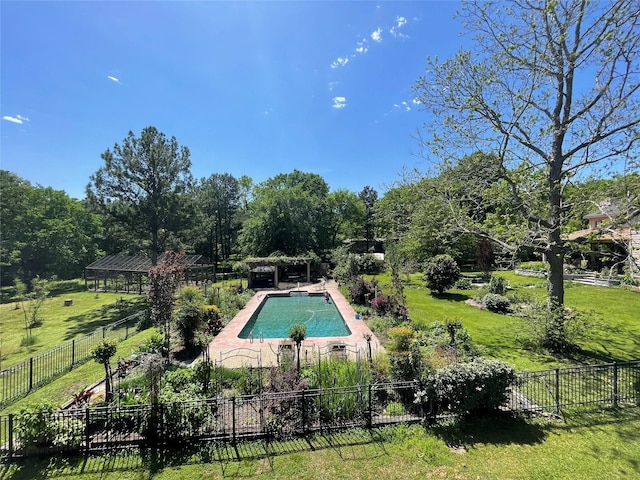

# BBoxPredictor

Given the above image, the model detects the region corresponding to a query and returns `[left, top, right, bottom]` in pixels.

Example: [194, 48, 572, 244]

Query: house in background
[566, 201, 640, 275]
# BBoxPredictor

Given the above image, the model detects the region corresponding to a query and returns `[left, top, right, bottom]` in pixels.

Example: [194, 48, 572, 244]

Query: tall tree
[358, 186, 378, 252]
[195, 173, 241, 266]
[325, 189, 366, 248]
[239, 170, 330, 256]
[147, 251, 185, 357]
[86, 126, 193, 265]
[414, 0, 640, 308]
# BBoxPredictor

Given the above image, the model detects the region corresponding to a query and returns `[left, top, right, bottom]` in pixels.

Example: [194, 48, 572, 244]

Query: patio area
[207, 280, 382, 368]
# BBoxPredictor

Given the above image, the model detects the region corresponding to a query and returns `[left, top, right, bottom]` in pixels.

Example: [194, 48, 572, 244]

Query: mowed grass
[0, 290, 145, 369]
[371, 271, 640, 371]
[2, 407, 639, 480]
[0, 327, 158, 414]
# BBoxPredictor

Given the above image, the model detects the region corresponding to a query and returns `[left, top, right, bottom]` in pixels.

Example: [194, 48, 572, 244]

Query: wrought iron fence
[0, 312, 145, 408]
[1, 360, 638, 459]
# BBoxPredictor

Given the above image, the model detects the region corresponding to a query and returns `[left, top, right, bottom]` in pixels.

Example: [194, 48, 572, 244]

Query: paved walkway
[206, 281, 382, 368]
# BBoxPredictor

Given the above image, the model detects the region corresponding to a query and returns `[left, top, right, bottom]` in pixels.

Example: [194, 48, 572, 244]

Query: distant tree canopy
[239, 170, 332, 256]
[0, 170, 102, 285]
[86, 126, 193, 265]
[193, 173, 243, 267]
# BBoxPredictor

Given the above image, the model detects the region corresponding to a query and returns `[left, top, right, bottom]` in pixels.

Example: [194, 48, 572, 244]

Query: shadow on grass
[429, 412, 548, 449]
[62, 299, 146, 340]
[1, 429, 387, 479]
[430, 292, 470, 303]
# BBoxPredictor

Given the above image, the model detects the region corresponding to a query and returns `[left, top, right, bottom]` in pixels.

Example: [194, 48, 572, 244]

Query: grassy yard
[0, 290, 146, 369]
[0, 327, 158, 415]
[2, 406, 638, 479]
[371, 271, 640, 371]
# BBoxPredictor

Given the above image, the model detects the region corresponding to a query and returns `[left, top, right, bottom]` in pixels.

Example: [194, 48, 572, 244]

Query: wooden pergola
[85, 254, 216, 294]
[244, 257, 312, 289]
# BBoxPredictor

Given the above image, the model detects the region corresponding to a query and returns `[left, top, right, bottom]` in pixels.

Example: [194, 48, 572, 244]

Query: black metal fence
[0, 312, 145, 408]
[1, 361, 638, 459]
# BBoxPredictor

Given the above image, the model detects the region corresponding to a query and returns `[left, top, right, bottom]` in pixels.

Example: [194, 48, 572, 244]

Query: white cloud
[392, 101, 411, 113]
[332, 96, 347, 109]
[330, 57, 350, 69]
[355, 40, 369, 54]
[371, 28, 382, 43]
[107, 75, 121, 84]
[412, 98, 421, 105]
[328, 81, 339, 91]
[3, 114, 29, 124]
[390, 16, 408, 38]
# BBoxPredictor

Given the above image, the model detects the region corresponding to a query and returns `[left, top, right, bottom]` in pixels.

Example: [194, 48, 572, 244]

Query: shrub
[488, 275, 509, 295]
[356, 254, 384, 274]
[347, 276, 378, 306]
[370, 294, 392, 316]
[454, 278, 473, 290]
[416, 358, 516, 415]
[518, 261, 547, 272]
[519, 303, 588, 354]
[16, 404, 84, 452]
[424, 255, 461, 294]
[482, 293, 511, 313]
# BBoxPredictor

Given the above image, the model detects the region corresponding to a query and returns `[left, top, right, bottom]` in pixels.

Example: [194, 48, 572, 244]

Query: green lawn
[2, 407, 638, 479]
[371, 271, 640, 371]
[0, 291, 145, 369]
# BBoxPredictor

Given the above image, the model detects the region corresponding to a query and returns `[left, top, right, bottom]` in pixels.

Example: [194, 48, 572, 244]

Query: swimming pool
[237, 292, 351, 339]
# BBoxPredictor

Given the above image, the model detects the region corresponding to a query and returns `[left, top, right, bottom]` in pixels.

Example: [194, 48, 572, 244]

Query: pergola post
[306, 261, 311, 283]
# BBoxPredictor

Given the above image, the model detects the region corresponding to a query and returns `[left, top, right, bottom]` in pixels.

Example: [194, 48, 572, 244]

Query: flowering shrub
[415, 358, 515, 415]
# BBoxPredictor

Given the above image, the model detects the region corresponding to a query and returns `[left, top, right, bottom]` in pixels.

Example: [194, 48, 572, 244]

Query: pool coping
[206, 280, 383, 368]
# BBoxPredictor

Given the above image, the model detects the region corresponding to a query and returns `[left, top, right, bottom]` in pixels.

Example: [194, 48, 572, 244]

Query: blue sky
[1, 1, 465, 199]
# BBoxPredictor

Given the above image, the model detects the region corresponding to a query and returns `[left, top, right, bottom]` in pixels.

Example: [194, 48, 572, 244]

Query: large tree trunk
[547, 157, 565, 307]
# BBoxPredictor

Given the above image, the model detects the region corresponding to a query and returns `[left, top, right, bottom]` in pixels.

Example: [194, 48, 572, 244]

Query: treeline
[1, 127, 638, 288]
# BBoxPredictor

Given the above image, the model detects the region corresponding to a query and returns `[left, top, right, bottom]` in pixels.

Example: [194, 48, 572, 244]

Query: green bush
[482, 293, 511, 313]
[417, 358, 516, 415]
[454, 278, 473, 290]
[424, 255, 461, 294]
[16, 404, 84, 452]
[518, 261, 548, 272]
[488, 275, 509, 295]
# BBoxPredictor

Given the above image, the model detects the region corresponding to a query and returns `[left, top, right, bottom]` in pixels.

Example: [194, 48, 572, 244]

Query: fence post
[8, 413, 13, 460]
[554, 368, 560, 415]
[102, 327, 106, 339]
[29, 357, 34, 391]
[301, 389, 306, 435]
[85, 407, 90, 454]
[367, 384, 372, 429]
[613, 362, 619, 408]
[72, 339, 76, 367]
[232, 397, 236, 443]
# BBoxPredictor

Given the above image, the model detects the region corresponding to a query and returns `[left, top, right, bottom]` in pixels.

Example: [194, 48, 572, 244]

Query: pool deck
[206, 280, 383, 368]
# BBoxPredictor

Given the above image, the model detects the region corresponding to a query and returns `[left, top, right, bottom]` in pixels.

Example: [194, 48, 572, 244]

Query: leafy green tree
[92, 339, 118, 403]
[174, 286, 205, 351]
[424, 254, 461, 294]
[239, 170, 330, 256]
[358, 186, 378, 252]
[87, 126, 193, 265]
[325, 189, 365, 248]
[414, 0, 640, 310]
[194, 173, 242, 267]
[0, 170, 102, 284]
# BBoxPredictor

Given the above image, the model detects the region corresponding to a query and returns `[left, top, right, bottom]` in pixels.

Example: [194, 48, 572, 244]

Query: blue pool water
[238, 293, 351, 339]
